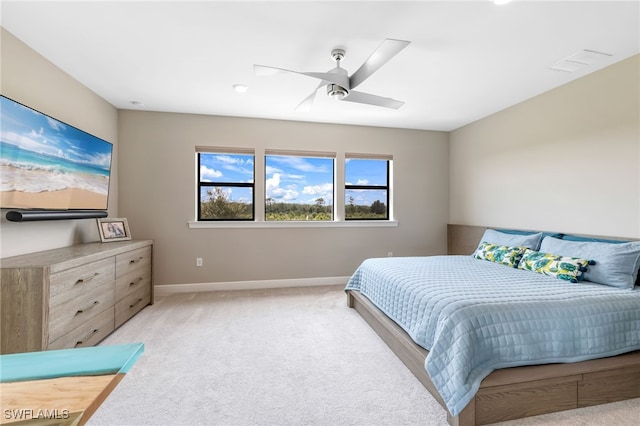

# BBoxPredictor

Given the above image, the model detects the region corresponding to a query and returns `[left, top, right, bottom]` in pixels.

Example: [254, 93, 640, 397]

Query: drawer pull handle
[76, 273, 99, 284]
[129, 298, 144, 309]
[129, 277, 144, 287]
[76, 300, 99, 314]
[75, 329, 99, 347]
[129, 256, 144, 264]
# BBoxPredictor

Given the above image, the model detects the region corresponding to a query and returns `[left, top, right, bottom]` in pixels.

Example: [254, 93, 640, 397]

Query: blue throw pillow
[540, 236, 640, 289]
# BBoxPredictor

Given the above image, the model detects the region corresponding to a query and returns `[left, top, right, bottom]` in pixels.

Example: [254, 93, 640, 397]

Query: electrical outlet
[196, 257, 203, 267]
[387, 252, 393, 257]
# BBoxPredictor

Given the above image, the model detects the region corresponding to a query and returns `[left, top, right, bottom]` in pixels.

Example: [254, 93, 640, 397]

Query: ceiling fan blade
[253, 64, 291, 77]
[342, 90, 404, 109]
[253, 64, 348, 87]
[348, 39, 410, 90]
[295, 82, 325, 112]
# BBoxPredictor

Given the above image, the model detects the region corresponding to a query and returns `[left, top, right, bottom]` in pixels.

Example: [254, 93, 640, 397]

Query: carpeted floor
[88, 285, 639, 426]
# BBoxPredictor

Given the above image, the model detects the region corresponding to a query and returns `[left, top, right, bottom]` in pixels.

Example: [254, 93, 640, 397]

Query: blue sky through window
[199, 153, 254, 204]
[265, 155, 334, 205]
[345, 159, 388, 206]
[199, 153, 389, 210]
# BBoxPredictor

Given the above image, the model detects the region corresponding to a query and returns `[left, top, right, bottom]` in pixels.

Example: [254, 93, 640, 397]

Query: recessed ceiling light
[494, 0, 512, 5]
[232, 84, 248, 93]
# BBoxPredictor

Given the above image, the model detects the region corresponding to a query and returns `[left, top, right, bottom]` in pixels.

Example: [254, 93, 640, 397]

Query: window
[345, 156, 390, 220]
[197, 148, 254, 220]
[265, 151, 334, 221]
[193, 148, 395, 226]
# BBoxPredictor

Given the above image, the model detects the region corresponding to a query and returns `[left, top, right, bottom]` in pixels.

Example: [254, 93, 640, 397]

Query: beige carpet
[88, 285, 639, 426]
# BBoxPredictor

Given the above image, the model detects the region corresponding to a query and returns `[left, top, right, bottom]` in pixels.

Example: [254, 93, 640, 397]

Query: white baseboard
[154, 276, 351, 297]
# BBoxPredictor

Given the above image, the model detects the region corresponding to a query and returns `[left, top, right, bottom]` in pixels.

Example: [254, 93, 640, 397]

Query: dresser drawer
[116, 246, 151, 278]
[48, 281, 115, 343]
[116, 266, 152, 301]
[115, 284, 150, 328]
[49, 258, 115, 306]
[47, 307, 115, 350]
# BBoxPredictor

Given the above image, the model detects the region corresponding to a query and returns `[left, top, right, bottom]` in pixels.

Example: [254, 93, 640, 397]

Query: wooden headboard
[447, 224, 487, 255]
[447, 223, 640, 254]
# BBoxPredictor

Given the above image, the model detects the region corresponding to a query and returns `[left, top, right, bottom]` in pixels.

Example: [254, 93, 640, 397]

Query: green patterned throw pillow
[517, 249, 594, 283]
[473, 242, 527, 268]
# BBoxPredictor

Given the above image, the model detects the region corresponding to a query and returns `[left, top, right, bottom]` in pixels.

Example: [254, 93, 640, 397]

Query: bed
[345, 224, 640, 425]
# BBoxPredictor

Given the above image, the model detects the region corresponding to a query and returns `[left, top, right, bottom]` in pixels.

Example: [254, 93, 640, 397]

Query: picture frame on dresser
[97, 218, 132, 242]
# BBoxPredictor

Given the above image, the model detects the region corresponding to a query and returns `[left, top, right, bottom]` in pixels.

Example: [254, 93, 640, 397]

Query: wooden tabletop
[0, 343, 143, 425]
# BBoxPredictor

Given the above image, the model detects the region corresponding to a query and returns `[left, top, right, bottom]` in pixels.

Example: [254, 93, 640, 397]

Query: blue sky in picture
[0, 96, 113, 174]
[199, 153, 387, 206]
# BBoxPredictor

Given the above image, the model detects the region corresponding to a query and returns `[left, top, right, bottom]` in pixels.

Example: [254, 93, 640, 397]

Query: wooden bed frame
[346, 224, 640, 425]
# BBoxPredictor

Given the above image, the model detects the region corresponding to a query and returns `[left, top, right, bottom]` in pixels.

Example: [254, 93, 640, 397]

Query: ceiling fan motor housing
[327, 84, 348, 100]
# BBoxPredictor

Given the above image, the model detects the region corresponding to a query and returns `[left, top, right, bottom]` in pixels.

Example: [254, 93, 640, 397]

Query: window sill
[187, 220, 399, 229]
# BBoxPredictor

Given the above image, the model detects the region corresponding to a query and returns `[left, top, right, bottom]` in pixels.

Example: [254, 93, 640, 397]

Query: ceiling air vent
[550, 49, 613, 73]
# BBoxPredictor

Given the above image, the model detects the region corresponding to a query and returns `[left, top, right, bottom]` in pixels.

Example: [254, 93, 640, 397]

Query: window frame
[344, 155, 391, 221]
[192, 148, 395, 227]
[196, 148, 255, 221]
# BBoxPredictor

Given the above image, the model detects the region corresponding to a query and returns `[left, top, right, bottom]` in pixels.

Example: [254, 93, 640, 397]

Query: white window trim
[194, 148, 396, 227]
[187, 220, 398, 229]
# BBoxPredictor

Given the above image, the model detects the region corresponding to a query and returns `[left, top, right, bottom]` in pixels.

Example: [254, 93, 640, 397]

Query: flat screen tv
[0, 95, 113, 213]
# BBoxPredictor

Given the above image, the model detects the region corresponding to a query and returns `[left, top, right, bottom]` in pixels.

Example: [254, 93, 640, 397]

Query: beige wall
[0, 28, 119, 258]
[449, 55, 640, 239]
[118, 111, 449, 286]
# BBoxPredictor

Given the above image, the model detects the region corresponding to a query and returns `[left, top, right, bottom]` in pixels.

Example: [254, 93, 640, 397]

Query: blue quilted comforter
[345, 256, 640, 416]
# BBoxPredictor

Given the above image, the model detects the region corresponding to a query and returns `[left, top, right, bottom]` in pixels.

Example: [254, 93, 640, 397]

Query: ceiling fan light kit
[254, 38, 410, 110]
[327, 84, 348, 100]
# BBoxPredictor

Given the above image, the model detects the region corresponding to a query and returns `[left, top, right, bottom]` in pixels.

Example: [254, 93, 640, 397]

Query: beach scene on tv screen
[0, 97, 112, 210]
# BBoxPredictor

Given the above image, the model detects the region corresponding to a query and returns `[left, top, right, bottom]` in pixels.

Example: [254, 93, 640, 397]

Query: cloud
[213, 154, 254, 176]
[46, 117, 66, 131]
[302, 182, 334, 204]
[266, 173, 299, 201]
[268, 156, 327, 173]
[302, 182, 333, 196]
[200, 165, 223, 181]
[216, 154, 252, 166]
[1, 129, 62, 159]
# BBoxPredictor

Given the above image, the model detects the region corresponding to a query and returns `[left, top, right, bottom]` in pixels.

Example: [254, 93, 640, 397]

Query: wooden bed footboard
[347, 290, 640, 425]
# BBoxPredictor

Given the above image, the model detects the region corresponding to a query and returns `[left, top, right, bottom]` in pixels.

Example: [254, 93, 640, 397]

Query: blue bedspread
[345, 256, 640, 416]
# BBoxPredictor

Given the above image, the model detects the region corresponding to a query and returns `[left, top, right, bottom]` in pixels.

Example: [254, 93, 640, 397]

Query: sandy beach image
[0, 163, 109, 210]
[1, 187, 107, 210]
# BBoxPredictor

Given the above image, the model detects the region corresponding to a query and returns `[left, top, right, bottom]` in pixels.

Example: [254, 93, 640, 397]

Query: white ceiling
[1, 1, 638, 131]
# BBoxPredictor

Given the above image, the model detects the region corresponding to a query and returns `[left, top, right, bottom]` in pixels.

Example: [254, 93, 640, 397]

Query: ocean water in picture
[0, 96, 113, 209]
[0, 141, 109, 194]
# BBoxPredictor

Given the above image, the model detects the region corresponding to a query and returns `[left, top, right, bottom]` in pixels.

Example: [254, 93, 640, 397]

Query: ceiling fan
[253, 38, 410, 111]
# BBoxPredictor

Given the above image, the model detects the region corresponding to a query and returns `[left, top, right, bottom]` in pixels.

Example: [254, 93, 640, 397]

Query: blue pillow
[497, 229, 563, 250]
[561, 234, 630, 244]
[477, 229, 543, 251]
[540, 236, 640, 289]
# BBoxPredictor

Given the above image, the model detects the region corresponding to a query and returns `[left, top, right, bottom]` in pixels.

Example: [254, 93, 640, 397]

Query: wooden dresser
[0, 240, 153, 354]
